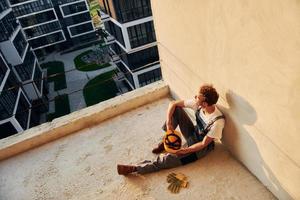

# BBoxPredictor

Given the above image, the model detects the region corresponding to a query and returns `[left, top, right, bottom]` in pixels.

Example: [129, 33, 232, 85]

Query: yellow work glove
[167, 172, 188, 193]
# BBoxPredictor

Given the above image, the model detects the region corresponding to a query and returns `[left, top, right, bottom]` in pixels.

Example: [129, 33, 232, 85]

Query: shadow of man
[219, 90, 292, 200]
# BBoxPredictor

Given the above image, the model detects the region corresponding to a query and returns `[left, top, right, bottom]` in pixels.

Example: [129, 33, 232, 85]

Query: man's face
[195, 93, 207, 107]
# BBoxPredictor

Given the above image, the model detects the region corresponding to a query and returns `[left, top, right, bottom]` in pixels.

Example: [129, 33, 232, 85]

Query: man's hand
[175, 148, 191, 156]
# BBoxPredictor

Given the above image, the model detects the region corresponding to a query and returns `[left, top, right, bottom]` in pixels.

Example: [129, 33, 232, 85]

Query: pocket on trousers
[180, 153, 198, 165]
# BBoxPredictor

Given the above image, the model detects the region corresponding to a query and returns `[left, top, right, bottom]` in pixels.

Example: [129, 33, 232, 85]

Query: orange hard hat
[163, 130, 182, 153]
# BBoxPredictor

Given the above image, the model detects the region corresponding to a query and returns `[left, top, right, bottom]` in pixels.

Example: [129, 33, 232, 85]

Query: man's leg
[162, 106, 195, 140]
[118, 139, 215, 175]
[136, 154, 182, 174]
[137, 145, 213, 174]
[153, 107, 196, 154]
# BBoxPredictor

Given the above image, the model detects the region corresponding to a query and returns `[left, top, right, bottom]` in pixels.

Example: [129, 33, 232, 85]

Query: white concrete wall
[151, 0, 300, 199]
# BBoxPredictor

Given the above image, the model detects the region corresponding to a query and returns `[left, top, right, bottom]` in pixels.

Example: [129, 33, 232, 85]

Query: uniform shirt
[184, 99, 225, 140]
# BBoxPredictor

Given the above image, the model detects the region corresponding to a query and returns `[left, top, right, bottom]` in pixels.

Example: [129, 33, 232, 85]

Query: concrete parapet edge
[0, 81, 169, 161]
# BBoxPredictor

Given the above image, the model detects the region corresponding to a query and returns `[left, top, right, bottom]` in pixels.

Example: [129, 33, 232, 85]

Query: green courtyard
[83, 70, 119, 106]
[47, 94, 71, 121]
[40, 61, 67, 91]
[74, 50, 111, 71]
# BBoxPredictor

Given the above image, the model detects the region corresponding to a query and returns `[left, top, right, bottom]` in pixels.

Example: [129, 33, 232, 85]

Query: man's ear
[202, 102, 208, 107]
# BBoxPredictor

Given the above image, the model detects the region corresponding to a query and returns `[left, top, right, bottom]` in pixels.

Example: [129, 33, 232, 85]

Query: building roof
[0, 83, 275, 199]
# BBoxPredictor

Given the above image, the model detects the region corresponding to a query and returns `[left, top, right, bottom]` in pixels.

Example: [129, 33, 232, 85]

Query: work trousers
[136, 107, 214, 174]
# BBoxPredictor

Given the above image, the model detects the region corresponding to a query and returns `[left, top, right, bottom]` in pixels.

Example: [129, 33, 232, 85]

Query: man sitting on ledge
[117, 84, 225, 175]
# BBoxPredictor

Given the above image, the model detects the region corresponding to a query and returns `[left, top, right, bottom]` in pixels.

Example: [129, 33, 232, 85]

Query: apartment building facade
[9, 0, 97, 57]
[0, 0, 47, 138]
[98, 0, 161, 89]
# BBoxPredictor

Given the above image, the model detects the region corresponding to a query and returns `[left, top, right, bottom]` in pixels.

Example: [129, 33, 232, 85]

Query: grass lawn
[47, 94, 70, 122]
[74, 50, 111, 71]
[83, 70, 118, 106]
[40, 61, 67, 91]
[89, 1, 100, 17]
[47, 94, 71, 121]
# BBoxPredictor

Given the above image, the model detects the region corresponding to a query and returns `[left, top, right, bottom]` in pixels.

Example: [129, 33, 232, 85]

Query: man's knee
[174, 106, 184, 114]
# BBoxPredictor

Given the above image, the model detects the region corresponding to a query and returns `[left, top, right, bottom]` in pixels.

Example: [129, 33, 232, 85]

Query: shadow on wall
[219, 90, 292, 200]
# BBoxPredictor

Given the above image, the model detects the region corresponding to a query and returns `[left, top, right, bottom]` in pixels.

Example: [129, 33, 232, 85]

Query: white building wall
[151, 0, 300, 199]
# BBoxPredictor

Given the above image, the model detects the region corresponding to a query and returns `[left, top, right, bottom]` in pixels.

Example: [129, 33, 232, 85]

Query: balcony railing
[0, 0, 9, 13]
[24, 22, 62, 40]
[18, 10, 57, 28]
[98, 9, 109, 22]
[29, 31, 65, 49]
[9, 0, 38, 6]
[12, 0, 53, 17]
[56, 0, 82, 5]
[13, 50, 35, 81]
[0, 11, 19, 42]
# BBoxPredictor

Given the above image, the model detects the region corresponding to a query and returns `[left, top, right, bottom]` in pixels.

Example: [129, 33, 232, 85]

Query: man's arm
[166, 100, 185, 131]
[175, 136, 214, 156]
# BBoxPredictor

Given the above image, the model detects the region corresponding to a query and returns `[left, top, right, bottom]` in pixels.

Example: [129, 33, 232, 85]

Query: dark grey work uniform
[136, 107, 224, 174]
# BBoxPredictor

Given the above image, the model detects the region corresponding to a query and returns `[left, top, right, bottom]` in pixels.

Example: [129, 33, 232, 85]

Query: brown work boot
[117, 164, 137, 175]
[152, 142, 165, 154]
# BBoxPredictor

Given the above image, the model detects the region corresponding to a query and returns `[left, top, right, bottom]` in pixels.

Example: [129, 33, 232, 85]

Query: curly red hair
[199, 84, 219, 106]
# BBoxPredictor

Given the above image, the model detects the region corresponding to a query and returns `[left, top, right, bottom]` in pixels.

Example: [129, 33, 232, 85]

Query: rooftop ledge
[0, 81, 169, 161]
[0, 81, 275, 199]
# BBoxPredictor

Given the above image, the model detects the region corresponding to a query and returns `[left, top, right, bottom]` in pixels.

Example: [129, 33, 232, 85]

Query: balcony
[0, 81, 275, 199]
[59, 1, 88, 18]
[109, 48, 120, 63]
[97, 9, 109, 22]
[0, 26, 30, 66]
[110, 53, 120, 63]
[12, 0, 53, 17]
[103, 31, 115, 45]
[8, 0, 38, 6]
[29, 30, 66, 50]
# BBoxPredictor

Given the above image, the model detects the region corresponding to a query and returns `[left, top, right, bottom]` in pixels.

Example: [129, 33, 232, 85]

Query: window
[61, 1, 87, 16]
[19, 10, 56, 27]
[13, 31, 28, 58]
[120, 46, 159, 71]
[15, 92, 30, 130]
[0, 0, 9, 13]
[127, 21, 156, 48]
[0, 56, 9, 84]
[104, 21, 125, 47]
[33, 65, 42, 92]
[64, 12, 91, 26]
[116, 62, 134, 87]
[14, 50, 35, 81]
[138, 68, 161, 87]
[0, 12, 19, 42]
[69, 22, 93, 36]
[13, 0, 52, 17]
[9, 0, 38, 6]
[71, 32, 96, 44]
[24, 21, 61, 39]
[29, 31, 64, 48]
[113, 0, 152, 23]
[0, 73, 19, 120]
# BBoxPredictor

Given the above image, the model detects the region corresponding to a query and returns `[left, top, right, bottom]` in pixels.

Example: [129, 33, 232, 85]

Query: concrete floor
[0, 98, 276, 200]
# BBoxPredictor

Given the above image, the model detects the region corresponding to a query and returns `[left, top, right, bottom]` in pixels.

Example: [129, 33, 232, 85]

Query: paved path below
[42, 47, 117, 113]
